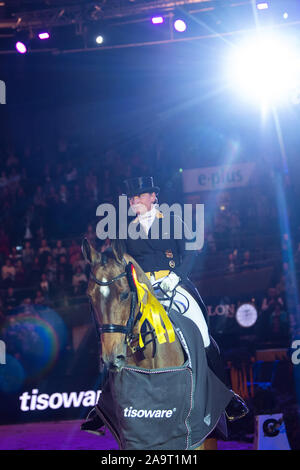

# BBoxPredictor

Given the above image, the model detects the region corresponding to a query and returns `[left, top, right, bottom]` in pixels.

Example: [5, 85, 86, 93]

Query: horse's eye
[120, 291, 129, 301]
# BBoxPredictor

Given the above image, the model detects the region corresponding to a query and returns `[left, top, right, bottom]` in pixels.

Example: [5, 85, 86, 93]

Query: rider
[81, 176, 248, 432]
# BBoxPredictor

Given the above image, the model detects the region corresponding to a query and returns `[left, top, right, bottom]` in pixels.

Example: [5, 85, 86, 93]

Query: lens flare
[229, 34, 300, 106]
[1, 306, 67, 382]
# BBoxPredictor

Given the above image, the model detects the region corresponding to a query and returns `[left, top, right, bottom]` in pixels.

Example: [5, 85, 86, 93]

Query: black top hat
[123, 176, 160, 197]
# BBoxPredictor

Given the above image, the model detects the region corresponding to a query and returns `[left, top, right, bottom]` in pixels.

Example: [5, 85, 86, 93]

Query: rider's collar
[132, 208, 164, 224]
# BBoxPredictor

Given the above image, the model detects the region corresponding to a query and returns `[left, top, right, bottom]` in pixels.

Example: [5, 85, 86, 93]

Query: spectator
[40, 272, 51, 297]
[0, 228, 10, 261]
[4, 287, 18, 312]
[34, 290, 46, 305]
[59, 184, 68, 204]
[268, 302, 289, 346]
[85, 224, 96, 246]
[22, 241, 35, 266]
[38, 239, 51, 268]
[261, 287, 284, 313]
[44, 255, 57, 284]
[33, 185, 46, 207]
[1, 259, 16, 283]
[30, 256, 42, 286]
[9, 246, 22, 264]
[68, 239, 81, 264]
[227, 252, 237, 273]
[14, 260, 26, 287]
[57, 255, 72, 285]
[52, 240, 67, 260]
[72, 266, 88, 295]
[70, 251, 86, 273]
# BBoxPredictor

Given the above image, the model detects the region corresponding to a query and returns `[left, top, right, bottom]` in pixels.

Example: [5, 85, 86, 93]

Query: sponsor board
[19, 388, 101, 412]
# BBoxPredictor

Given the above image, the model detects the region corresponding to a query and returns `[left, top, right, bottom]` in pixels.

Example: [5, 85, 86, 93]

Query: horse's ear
[81, 238, 101, 265]
[111, 239, 126, 264]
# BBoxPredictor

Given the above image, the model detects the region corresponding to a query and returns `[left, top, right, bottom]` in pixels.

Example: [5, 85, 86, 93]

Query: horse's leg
[195, 438, 218, 450]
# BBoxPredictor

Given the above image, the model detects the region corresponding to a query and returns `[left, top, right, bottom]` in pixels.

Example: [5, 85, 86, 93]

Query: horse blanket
[95, 310, 233, 450]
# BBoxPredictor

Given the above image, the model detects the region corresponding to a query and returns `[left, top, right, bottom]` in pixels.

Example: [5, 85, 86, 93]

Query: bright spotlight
[96, 35, 104, 44]
[256, 2, 269, 10]
[229, 34, 300, 106]
[174, 19, 187, 32]
[283, 12, 289, 20]
[151, 16, 164, 24]
[38, 32, 50, 40]
[15, 41, 27, 54]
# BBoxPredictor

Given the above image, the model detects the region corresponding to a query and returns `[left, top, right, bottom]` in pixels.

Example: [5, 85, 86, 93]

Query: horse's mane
[110, 239, 155, 295]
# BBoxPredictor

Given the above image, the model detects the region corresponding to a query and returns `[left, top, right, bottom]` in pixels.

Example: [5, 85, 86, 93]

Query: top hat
[123, 176, 160, 197]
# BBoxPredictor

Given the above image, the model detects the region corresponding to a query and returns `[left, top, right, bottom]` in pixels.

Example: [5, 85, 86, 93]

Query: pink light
[174, 19, 187, 32]
[151, 16, 164, 24]
[15, 41, 27, 54]
[38, 32, 50, 40]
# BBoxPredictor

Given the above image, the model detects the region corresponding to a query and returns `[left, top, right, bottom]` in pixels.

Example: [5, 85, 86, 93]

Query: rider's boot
[205, 338, 249, 422]
[80, 406, 105, 434]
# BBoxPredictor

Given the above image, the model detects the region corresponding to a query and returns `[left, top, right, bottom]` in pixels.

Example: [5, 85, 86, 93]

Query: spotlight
[283, 12, 288, 20]
[151, 16, 164, 24]
[15, 41, 27, 54]
[38, 32, 50, 40]
[256, 2, 269, 10]
[174, 19, 187, 32]
[96, 35, 104, 44]
[229, 34, 300, 106]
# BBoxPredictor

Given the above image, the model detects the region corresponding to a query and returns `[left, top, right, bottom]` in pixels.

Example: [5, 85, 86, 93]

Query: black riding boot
[80, 406, 105, 434]
[205, 338, 249, 422]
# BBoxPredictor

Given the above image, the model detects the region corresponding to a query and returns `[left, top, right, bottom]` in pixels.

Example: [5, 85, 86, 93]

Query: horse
[81, 238, 233, 450]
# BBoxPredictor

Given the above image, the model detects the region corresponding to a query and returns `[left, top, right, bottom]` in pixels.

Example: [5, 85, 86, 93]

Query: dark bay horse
[81, 238, 232, 450]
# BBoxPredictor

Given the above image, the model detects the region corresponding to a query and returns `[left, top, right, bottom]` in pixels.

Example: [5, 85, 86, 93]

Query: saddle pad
[96, 311, 232, 450]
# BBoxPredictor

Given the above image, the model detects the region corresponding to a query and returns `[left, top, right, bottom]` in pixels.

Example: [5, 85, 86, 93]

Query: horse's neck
[126, 330, 184, 369]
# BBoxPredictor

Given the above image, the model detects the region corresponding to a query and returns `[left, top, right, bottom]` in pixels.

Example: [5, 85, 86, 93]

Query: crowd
[0, 134, 299, 347]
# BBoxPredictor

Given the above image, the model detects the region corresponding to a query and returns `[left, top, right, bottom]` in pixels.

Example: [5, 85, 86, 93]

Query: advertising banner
[182, 162, 256, 193]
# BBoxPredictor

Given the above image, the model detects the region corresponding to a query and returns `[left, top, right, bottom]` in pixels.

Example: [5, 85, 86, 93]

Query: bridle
[88, 259, 155, 355]
[89, 260, 137, 337]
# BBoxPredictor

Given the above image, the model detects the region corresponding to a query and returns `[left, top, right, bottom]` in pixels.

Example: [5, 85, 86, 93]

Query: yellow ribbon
[133, 276, 175, 349]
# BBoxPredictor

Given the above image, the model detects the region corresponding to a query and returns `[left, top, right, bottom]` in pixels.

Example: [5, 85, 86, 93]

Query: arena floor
[0, 419, 253, 450]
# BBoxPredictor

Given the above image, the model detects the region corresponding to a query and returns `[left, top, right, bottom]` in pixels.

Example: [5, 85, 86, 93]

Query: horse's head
[82, 238, 152, 371]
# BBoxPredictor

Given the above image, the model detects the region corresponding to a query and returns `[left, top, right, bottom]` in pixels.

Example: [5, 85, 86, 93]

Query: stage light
[15, 41, 27, 54]
[174, 19, 187, 32]
[96, 35, 104, 44]
[283, 12, 289, 20]
[256, 2, 269, 10]
[229, 34, 300, 106]
[38, 32, 50, 40]
[151, 16, 164, 24]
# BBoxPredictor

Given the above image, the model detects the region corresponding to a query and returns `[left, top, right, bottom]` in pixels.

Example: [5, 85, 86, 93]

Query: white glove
[160, 272, 180, 295]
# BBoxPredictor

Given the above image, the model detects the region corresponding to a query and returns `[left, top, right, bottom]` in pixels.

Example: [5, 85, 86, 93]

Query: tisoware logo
[124, 406, 176, 419]
[19, 389, 101, 411]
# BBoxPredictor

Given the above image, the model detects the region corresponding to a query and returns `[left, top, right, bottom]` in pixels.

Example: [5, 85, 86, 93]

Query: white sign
[182, 163, 256, 193]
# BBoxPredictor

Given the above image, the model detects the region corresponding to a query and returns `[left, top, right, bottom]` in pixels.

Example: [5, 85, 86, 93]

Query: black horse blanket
[95, 311, 232, 450]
